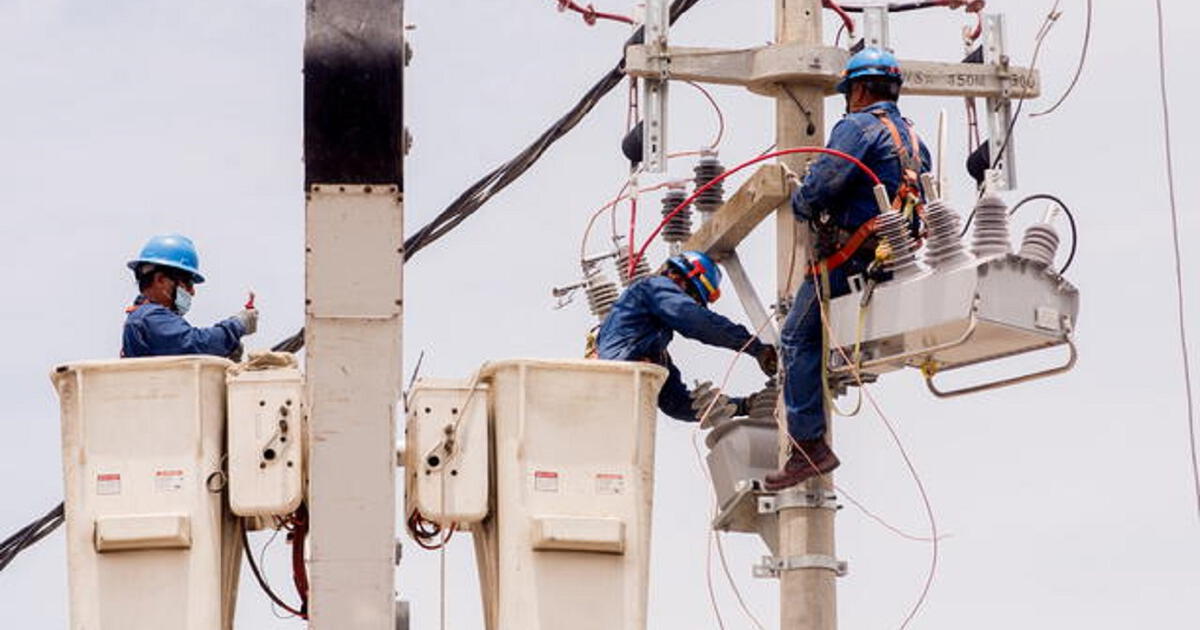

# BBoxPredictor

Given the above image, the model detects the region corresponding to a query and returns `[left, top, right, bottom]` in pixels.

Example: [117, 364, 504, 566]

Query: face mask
[174, 284, 192, 316]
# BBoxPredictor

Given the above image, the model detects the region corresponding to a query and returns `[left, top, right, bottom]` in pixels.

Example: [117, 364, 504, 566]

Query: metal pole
[774, 2, 837, 629]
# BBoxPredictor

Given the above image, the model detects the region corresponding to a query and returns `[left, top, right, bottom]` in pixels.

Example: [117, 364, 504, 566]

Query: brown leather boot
[763, 439, 840, 491]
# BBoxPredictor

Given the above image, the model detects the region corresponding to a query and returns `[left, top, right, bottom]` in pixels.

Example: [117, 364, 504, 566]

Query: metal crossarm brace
[754, 554, 849, 579]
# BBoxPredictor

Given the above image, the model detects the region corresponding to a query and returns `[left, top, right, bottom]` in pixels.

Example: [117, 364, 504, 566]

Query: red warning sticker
[96, 473, 121, 496]
[595, 473, 625, 495]
[154, 469, 185, 493]
[534, 470, 559, 493]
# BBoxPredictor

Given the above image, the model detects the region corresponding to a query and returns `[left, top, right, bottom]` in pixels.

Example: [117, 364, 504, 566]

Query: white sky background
[1, 0, 1197, 628]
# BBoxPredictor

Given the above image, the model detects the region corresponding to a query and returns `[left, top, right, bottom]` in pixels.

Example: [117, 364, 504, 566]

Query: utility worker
[597, 251, 778, 422]
[122, 234, 258, 358]
[769, 48, 932, 490]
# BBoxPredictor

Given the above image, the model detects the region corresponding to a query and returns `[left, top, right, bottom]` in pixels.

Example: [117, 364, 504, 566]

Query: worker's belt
[808, 217, 878, 276]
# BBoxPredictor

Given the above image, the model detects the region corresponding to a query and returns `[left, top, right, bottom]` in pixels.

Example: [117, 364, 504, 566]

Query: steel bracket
[754, 554, 848, 579]
[758, 487, 840, 513]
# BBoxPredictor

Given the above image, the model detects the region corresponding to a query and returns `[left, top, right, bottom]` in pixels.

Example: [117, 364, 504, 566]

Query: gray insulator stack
[584, 271, 620, 321]
[970, 190, 1012, 259]
[874, 211, 921, 278]
[922, 198, 971, 269]
[615, 244, 652, 287]
[748, 379, 779, 420]
[1018, 220, 1061, 269]
[660, 188, 693, 250]
[692, 155, 726, 217]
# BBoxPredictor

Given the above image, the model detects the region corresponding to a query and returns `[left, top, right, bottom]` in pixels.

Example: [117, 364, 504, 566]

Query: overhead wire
[632, 147, 883, 275]
[0, 502, 64, 572]
[837, 0, 986, 12]
[1152, 0, 1200, 520]
[1031, 0, 1091, 117]
[960, 0, 1063, 236]
[404, 0, 704, 261]
[814, 295, 940, 630]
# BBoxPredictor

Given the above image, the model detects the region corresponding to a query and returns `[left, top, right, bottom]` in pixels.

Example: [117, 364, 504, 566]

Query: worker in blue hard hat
[122, 234, 258, 358]
[770, 47, 932, 490]
[597, 251, 777, 423]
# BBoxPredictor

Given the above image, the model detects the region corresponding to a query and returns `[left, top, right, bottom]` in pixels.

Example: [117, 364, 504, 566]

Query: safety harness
[808, 111, 925, 276]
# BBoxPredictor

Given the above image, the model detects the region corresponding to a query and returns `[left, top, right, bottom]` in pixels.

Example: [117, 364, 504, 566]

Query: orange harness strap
[807, 216, 878, 276]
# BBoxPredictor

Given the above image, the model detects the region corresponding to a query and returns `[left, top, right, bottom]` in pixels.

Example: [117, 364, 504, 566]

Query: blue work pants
[779, 260, 864, 442]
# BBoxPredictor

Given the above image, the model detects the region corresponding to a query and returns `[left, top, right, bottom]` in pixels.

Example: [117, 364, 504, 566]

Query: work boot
[763, 439, 840, 491]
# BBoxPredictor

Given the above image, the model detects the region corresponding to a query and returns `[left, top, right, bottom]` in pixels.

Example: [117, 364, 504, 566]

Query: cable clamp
[758, 487, 840, 513]
[753, 554, 848, 579]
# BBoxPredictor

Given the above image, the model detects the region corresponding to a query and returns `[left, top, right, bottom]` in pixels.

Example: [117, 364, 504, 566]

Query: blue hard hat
[667, 250, 722, 303]
[127, 234, 205, 283]
[836, 47, 903, 94]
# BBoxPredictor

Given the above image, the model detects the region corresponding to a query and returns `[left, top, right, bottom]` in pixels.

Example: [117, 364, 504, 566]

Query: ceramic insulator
[660, 188, 693, 247]
[748, 378, 779, 420]
[922, 198, 972, 269]
[615, 244, 652, 287]
[1018, 223, 1060, 268]
[970, 190, 1012, 259]
[692, 155, 726, 216]
[585, 271, 620, 321]
[874, 211, 921, 278]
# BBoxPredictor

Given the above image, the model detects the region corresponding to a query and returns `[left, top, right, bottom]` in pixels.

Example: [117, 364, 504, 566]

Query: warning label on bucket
[154, 469, 185, 492]
[533, 470, 559, 493]
[96, 472, 121, 496]
[595, 473, 625, 495]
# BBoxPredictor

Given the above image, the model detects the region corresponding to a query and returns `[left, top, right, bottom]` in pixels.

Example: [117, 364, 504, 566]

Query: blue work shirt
[597, 275, 764, 422]
[791, 101, 932, 230]
[122, 297, 246, 358]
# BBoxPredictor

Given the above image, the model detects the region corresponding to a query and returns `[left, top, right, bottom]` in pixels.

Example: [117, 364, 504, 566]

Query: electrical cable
[554, 0, 634, 26]
[404, 0, 704, 261]
[960, 0, 1063, 236]
[631, 147, 883, 275]
[822, 1, 856, 37]
[987, 0, 1061, 173]
[1008, 193, 1078, 274]
[1153, 0, 1200, 521]
[243, 527, 307, 619]
[815, 296, 939, 630]
[836, 0, 985, 12]
[685, 80, 726, 149]
[0, 502, 64, 572]
[1031, 0, 1091, 118]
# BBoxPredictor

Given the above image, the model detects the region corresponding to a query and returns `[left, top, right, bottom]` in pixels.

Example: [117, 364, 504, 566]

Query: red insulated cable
[822, 0, 856, 36]
[626, 196, 638, 279]
[555, 0, 634, 26]
[629, 147, 882, 275]
[289, 506, 309, 614]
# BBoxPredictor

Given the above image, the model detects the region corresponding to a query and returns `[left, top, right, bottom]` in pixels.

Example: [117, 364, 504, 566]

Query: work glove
[691, 381, 737, 429]
[755, 344, 778, 377]
[235, 308, 258, 336]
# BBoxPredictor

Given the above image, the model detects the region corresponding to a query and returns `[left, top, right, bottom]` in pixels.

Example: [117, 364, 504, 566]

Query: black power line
[403, 0, 704, 260]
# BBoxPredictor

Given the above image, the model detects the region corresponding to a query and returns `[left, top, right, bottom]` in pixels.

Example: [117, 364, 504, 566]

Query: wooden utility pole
[773, 3, 837, 629]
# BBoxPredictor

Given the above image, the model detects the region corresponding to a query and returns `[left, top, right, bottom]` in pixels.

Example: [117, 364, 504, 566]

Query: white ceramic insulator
[1018, 223, 1060, 268]
[874, 211, 921, 278]
[922, 198, 972, 269]
[970, 190, 1012, 259]
[585, 271, 620, 321]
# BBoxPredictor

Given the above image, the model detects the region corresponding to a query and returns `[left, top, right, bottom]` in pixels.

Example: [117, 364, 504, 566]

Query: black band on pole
[304, 0, 405, 188]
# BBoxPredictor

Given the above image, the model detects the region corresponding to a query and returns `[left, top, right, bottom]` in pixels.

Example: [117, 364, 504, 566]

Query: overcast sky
[1, 1, 1198, 628]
